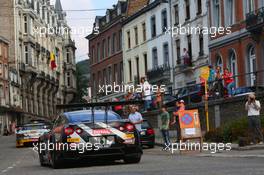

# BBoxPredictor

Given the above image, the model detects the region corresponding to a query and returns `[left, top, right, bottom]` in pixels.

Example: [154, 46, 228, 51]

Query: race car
[16, 120, 51, 147]
[38, 102, 143, 168]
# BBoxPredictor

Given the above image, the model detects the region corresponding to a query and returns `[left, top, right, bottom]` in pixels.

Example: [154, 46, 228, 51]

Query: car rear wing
[56, 100, 144, 125]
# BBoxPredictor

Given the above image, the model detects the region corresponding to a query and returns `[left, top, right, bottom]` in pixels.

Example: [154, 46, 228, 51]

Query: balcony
[146, 64, 171, 84]
[246, 7, 264, 35]
[175, 56, 193, 73]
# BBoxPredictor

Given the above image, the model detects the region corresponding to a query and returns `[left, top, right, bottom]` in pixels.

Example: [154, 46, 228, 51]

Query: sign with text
[178, 109, 202, 139]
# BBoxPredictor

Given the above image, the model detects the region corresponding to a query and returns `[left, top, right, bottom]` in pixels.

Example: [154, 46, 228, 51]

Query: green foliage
[205, 116, 264, 143]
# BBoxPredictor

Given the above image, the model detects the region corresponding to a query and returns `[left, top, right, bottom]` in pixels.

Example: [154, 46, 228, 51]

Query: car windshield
[20, 124, 50, 130]
[68, 111, 121, 123]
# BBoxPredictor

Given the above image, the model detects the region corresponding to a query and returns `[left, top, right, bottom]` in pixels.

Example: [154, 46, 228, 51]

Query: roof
[55, 0, 63, 12]
[126, 0, 149, 16]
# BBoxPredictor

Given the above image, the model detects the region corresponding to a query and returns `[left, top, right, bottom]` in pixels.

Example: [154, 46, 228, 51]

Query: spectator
[183, 48, 191, 66]
[208, 65, 216, 91]
[171, 100, 185, 142]
[245, 93, 263, 145]
[213, 66, 224, 98]
[128, 105, 143, 132]
[141, 77, 152, 112]
[155, 85, 163, 109]
[159, 105, 171, 149]
[223, 68, 235, 97]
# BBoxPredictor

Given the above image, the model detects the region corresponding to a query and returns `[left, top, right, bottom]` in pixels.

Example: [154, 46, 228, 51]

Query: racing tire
[39, 152, 46, 167]
[124, 154, 141, 164]
[148, 144, 155, 149]
[50, 150, 63, 169]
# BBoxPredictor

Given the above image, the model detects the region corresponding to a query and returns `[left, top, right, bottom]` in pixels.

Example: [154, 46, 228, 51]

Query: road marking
[0, 160, 21, 174]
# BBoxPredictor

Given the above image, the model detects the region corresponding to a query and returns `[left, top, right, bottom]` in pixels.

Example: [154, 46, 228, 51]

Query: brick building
[209, 0, 264, 88]
[86, 1, 127, 101]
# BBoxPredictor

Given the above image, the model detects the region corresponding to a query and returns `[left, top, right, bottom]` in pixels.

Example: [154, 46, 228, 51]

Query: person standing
[155, 85, 163, 109]
[159, 105, 171, 148]
[128, 105, 143, 132]
[183, 48, 191, 67]
[223, 68, 235, 97]
[245, 93, 263, 145]
[141, 77, 152, 112]
[171, 100, 185, 142]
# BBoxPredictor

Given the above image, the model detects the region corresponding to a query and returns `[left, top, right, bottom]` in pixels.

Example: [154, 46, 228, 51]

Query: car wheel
[124, 154, 141, 164]
[148, 144, 155, 149]
[50, 151, 62, 169]
[39, 152, 46, 166]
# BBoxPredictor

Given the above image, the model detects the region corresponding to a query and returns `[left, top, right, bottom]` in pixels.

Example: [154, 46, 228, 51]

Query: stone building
[0, 0, 76, 123]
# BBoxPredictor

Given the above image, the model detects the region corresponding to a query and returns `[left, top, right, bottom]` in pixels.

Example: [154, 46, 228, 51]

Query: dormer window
[106, 10, 110, 23]
[117, 2, 121, 15]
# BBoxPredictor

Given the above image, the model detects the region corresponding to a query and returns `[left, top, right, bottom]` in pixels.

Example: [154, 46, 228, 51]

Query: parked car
[139, 120, 155, 148]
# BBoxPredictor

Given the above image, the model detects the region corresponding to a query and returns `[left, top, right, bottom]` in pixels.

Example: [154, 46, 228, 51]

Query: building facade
[171, 0, 209, 89]
[209, 0, 264, 88]
[0, 0, 76, 123]
[87, 0, 127, 101]
[123, 0, 174, 91]
[0, 36, 11, 135]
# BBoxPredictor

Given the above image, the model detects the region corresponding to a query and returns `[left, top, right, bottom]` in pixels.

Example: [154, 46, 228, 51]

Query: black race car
[139, 120, 155, 148]
[38, 108, 143, 168]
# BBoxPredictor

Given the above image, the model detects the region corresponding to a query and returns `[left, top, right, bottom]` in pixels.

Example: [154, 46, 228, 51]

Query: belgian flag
[50, 52, 57, 70]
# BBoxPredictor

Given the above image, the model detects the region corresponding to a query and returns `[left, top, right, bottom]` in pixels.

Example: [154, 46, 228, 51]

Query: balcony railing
[147, 64, 170, 82]
[246, 7, 264, 32]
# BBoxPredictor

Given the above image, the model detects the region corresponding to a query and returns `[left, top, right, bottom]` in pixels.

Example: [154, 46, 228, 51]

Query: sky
[51, 0, 117, 62]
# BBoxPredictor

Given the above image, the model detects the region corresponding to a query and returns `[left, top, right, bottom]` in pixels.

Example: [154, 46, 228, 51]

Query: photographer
[245, 93, 263, 145]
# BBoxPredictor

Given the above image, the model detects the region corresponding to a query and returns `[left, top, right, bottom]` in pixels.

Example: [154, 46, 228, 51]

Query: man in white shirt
[128, 105, 143, 131]
[141, 77, 152, 112]
[245, 93, 263, 144]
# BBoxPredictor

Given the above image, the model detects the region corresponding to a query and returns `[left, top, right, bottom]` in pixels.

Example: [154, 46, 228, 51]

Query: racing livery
[38, 110, 143, 168]
[16, 120, 51, 147]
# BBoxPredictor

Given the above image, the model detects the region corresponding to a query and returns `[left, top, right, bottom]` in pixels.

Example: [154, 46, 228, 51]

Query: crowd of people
[208, 66, 235, 98]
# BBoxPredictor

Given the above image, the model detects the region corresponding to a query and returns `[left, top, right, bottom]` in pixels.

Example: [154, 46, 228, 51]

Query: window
[212, 0, 221, 27]
[215, 55, 223, 69]
[247, 0, 255, 12]
[197, 0, 202, 15]
[152, 48, 158, 69]
[136, 57, 139, 82]
[144, 53, 148, 75]
[134, 27, 138, 45]
[229, 50, 237, 85]
[185, 0, 190, 20]
[127, 31, 131, 49]
[37, 2, 40, 14]
[163, 43, 169, 67]
[225, 0, 234, 26]
[24, 15, 28, 34]
[142, 23, 146, 42]
[24, 45, 29, 64]
[120, 62, 123, 83]
[92, 73, 96, 94]
[42, 6, 45, 20]
[0, 63, 2, 76]
[187, 35, 192, 59]
[151, 16, 156, 38]
[97, 42, 100, 62]
[91, 46, 95, 64]
[176, 39, 181, 64]
[108, 66, 112, 84]
[248, 46, 256, 86]
[114, 64, 118, 83]
[199, 33, 204, 56]
[107, 36, 111, 56]
[103, 69, 107, 85]
[67, 72, 71, 87]
[66, 48, 70, 63]
[102, 39, 106, 59]
[128, 60, 132, 82]
[0, 45, 2, 56]
[98, 71, 101, 86]
[174, 5, 179, 25]
[161, 9, 168, 33]
[118, 30, 122, 51]
[112, 33, 116, 54]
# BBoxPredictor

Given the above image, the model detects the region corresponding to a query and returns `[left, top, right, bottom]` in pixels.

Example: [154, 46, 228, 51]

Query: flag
[50, 52, 57, 70]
